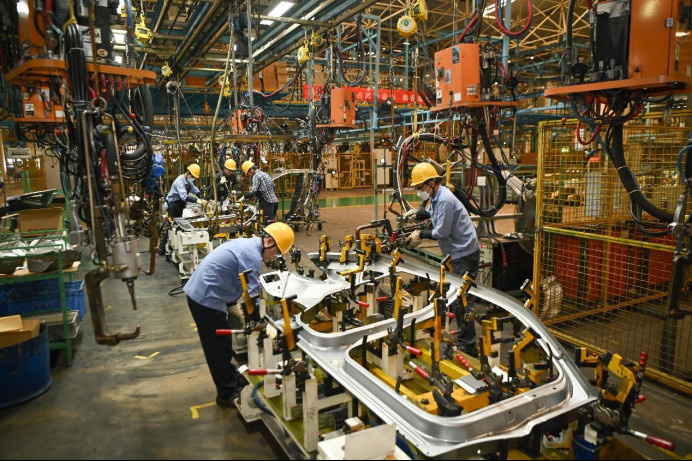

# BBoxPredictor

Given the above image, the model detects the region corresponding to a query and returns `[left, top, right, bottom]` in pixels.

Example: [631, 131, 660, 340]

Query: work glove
[405, 229, 422, 249]
[403, 208, 418, 222]
[238, 195, 245, 203]
[219, 177, 227, 185]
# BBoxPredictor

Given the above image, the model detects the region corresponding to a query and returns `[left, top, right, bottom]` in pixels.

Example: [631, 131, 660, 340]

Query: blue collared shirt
[184, 237, 263, 312]
[429, 185, 479, 260]
[166, 174, 200, 203]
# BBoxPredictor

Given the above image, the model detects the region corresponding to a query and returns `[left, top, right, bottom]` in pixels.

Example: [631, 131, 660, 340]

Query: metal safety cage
[533, 112, 692, 393]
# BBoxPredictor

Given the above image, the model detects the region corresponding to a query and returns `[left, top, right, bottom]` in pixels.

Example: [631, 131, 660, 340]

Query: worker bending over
[215, 158, 237, 202]
[406, 162, 480, 357]
[166, 163, 206, 218]
[241, 160, 279, 221]
[184, 222, 295, 407]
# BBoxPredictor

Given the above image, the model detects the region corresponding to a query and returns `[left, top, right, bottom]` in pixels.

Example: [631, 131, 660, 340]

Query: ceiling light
[482, 0, 516, 18]
[261, 1, 294, 25]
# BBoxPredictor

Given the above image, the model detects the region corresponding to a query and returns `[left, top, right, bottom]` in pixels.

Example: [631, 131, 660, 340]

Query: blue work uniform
[184, 237, 263, 311]
[421, 185, 480, 353]
[166, 174, 200, 218]
[184, 237, 264, 404]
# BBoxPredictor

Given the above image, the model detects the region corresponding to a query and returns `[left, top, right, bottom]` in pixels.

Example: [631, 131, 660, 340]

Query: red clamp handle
[634, 394, 646, 404]
[216, 329, 233, 336]
[445, 312, 456, 319]
[645, 436, 675, 452]
[405, 346, 422, 356]
[357, 301, 369, 308]
[456, 354, 473, 371]
[639, 351, 648, 373]
[247, 369, 268, 376]
[409, 361, 429, 380]
[391, 232, 397, 243]
[448, 330, 459, 336]
[376, 296, 390, 302]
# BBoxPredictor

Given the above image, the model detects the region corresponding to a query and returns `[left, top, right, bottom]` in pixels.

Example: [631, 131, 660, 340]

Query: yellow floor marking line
[190, 402, 216, 419]
[134, 351, 160, 360]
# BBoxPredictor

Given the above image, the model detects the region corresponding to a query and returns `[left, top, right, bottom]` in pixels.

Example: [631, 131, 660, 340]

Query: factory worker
[215, 158, 238, 202]
[165, 163, 205, 218]
[183, 222, 295, 407]
[240, 160, 279, 221]
[405, 162, 480, 356]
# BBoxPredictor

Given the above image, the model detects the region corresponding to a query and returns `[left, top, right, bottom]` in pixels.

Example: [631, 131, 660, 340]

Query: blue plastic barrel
[0, 327, 52, 409]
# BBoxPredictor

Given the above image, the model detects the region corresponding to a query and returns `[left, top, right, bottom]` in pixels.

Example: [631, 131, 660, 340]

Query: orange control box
[628, 0, 692, 81]
[317, 88, 357, 129]
[18, 87, 65, 123]
[432, 43, 481, 111]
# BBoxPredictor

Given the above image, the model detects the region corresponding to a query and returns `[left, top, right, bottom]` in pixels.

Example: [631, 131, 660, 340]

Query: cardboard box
[18, 207, 63, 236]
[0, 317, 41, 348]
[0, 315, 23, 333]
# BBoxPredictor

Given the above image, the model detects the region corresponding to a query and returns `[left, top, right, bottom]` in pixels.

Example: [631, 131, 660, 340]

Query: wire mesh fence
[534, 114, 692, 390]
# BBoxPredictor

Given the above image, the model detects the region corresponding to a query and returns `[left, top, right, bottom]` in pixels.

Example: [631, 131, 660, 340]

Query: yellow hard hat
[224, 159, 237, 170]
[410, 162, 440, 187]
[263, 222, 295, 256]
[187, 163, 201, 178]
[241, 160, 255, 175]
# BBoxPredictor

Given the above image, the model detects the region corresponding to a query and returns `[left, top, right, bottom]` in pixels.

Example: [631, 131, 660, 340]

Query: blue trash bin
[0, 326, 53, 409]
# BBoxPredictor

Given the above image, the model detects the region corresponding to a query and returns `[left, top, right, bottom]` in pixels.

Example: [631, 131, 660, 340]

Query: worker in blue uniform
[165, 163, 205, 219]
[405, 162, 480, 357]
[184, 222, 295, 407]
[159, 163, 206, 256]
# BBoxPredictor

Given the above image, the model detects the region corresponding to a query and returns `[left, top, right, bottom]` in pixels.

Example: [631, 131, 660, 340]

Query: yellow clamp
[281, 296, 297, 352]
[392, 276, 402, 323]
[521, 279, 535, 310]
[459, 272, 475, 308]
[319, 235, 331, 262]
[340, 235, 354, 264]
[239, 269, 255, 316]
[390, 249, 402, 273]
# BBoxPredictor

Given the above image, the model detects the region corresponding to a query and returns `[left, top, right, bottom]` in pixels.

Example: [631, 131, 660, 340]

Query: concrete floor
[1, 195, 692, 459]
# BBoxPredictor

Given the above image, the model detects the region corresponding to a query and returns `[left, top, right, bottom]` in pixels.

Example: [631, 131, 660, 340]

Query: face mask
[417, 190, 430, 201]
[188, 177, 195, 183]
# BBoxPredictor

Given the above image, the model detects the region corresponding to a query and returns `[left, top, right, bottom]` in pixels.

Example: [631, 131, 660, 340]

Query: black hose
[597, 125, 674, 222]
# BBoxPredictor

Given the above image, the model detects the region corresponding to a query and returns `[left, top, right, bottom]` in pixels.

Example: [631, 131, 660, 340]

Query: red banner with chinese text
[302, 85, 423, 105]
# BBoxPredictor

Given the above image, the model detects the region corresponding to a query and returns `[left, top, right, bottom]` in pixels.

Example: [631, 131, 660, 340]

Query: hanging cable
[495, 0, 533, 37]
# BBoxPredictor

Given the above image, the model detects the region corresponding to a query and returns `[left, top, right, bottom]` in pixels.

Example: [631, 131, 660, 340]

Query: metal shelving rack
[0, 232, 78, 366]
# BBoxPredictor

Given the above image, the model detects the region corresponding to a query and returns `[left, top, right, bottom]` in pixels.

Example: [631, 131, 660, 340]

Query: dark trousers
[159, 200, 186, 254]
[187, 296, 240, 400]
[259, 199, 279, 222]
[451, 249, 480, 350]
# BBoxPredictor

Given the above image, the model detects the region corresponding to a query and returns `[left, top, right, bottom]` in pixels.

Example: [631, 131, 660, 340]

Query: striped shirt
[244, 170, 278, 203]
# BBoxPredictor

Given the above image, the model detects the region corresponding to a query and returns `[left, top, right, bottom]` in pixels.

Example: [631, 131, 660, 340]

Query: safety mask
[188, 177, 196, 184]
[417, 190, 430, 201]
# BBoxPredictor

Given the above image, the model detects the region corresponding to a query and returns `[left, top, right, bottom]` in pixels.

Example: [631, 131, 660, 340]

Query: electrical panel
[317, 88, 357, 129]
[433, 43, 481, 110]
[20, 87, 65, 122]
[565, 0, 692, 85]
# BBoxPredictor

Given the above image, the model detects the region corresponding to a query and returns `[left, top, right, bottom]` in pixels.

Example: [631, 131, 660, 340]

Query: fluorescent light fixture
[17, 1, 29, 15]
[260, 1, 294, 25]
[483, 0, 516, 17]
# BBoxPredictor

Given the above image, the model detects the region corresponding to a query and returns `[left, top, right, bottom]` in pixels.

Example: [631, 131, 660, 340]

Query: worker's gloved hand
[219, 177, 227, 185]
[405, 229, 422, 249]
[403, 208, 418, 222]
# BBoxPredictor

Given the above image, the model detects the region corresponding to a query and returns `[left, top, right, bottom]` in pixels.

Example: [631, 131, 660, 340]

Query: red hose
[495, 0, 533, 37]
[458, 13, 478, 43]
